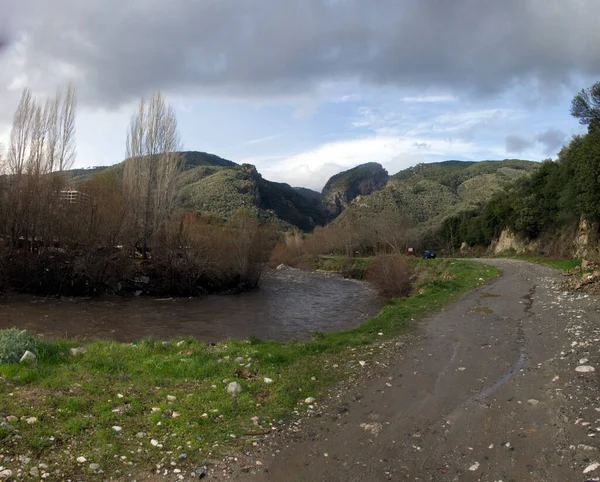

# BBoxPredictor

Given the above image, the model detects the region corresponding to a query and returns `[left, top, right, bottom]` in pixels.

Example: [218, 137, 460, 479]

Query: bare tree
[124, 91, 182, 257]
[57, 84, 76, 172]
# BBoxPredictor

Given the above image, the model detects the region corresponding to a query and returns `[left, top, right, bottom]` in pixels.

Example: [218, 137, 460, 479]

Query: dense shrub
[367, 254, 413, 298]
[0, 329, 37, 364]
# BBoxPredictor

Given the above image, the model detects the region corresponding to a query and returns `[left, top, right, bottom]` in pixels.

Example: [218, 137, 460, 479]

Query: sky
[0, 0, 598, 191]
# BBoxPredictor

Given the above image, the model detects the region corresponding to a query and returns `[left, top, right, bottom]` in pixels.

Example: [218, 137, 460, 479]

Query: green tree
[571, 82, 600, 132]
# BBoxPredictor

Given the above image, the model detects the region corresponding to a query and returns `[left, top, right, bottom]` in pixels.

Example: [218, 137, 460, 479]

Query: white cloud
[255, 134, 499, 190]
[247, 135, 279, 145]
[401, 95, 457, 103]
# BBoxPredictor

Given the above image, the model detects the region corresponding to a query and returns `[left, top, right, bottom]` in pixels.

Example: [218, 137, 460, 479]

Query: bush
[0, 329, 38, 364]
[367, 254, 413, 298]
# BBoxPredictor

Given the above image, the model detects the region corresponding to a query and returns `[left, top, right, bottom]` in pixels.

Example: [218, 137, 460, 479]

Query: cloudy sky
[0, 0, 598, 190]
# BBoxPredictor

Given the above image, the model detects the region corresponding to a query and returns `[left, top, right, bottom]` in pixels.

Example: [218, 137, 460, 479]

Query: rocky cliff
[320, 162, 389, 219]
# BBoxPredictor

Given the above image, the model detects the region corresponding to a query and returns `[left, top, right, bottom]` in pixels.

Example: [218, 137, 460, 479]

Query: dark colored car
[421, 250, 436, 259]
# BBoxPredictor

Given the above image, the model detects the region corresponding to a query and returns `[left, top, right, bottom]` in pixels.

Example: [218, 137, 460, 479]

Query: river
[0, 268, 384, 343]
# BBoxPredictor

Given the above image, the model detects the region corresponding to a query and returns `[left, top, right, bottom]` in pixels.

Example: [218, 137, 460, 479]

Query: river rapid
[0, 267, 384, 343]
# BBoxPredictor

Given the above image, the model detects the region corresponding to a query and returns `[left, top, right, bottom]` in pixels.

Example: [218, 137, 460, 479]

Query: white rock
[77, 456, 87, 463]
[172, 412, 180, 418]
[69, 347, 87, 356]
[580, 358, 589, 365]
[20, 350, 36, 364]
[151, 439, 159, 446]
[359, 361, 366, 367]
[527, 399, 540, 406]
[263, 378, 273, 384]
[26, 417, 37, 424]
[0, 469, 13, 479]
[458, 367, 466, 371]
[469, 462, 480, 471]
[112, 426, 122, 432]
[576, 365, 596, 373]
[583, 462, 600, 474]
[201, 413, 208, 418]
[151, 407, 160, 413]
[116, 394, 124, 399]
[167, 395, 177, 401]
[89, 463, 100, 471]
[304, 397, 316, 404]
[227, 382, 243, 396]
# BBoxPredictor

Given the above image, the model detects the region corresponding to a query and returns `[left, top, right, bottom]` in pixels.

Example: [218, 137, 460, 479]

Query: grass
[510, 255, 581, 272]
[0, 259, 498, 479]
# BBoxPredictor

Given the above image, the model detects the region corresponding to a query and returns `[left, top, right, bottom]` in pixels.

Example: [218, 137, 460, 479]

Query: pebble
[583, 462, 600, 474]
[469, 462, 480, 471]
[5, 416, 17, 423]
[264, 378, 273, 384]
[227, 382, 243, 396]
[69, 347, 87, 356]
[151, 439, 159, 446]
[112, 425, 122, 432]
[25, 417, 37, 424]
[77, 456, 87, 463]
[305, 397, 316, 404]
[0, 469, 13, 480]
[89, 463, 100, 471]
[527, 399, 540, 406]
[167, 395, 177, 401]
[19, 350, 36, 364]
[576, 365, 596, 373]
[136, 432, 146, 438]
[359, 361, 366, 367]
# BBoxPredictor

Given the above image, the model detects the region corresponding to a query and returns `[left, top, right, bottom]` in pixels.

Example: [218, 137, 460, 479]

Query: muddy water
[0, 268, 384, 343]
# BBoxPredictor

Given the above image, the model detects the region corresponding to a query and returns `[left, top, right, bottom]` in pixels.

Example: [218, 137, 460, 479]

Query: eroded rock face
[320, 163, 388, 219]
[492, 229, 538, 255]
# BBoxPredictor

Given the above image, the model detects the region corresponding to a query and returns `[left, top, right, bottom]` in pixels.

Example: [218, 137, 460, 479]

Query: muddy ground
[207, 259, 600, 482]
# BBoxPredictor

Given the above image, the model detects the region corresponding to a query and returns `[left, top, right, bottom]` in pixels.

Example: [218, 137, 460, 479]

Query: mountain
[68, 151, 326, 231]
[320, 162, 389, 219]
[178, 163, 326, 231]
[66, 153, 538, 233]
[293, 187, 321, 202]
[334, 159, 538, 228]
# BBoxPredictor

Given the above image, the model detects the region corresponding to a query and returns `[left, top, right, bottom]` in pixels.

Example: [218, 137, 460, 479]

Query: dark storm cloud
[505, 135, 534, 153]
[2, 0, 600, 107]
[535, 128, 567, 156]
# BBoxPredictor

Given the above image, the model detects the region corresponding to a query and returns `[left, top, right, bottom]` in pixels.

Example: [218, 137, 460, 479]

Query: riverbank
[0, 260, 498, 480]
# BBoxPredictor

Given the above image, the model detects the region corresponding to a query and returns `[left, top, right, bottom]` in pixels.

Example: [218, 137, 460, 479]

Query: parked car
[421, 250, 436, 259]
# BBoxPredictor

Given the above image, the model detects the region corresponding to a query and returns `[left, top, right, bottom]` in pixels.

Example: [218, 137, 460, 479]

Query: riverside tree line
[0, 87, 274, 296]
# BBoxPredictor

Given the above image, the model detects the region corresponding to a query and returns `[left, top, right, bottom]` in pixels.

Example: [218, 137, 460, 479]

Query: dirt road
[231, 260, 600, 481]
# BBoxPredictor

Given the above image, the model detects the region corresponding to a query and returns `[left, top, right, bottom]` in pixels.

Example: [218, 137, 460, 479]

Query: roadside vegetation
[0, 259, 498, 479]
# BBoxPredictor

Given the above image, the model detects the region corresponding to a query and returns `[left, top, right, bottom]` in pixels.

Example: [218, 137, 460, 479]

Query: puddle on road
[480, 292, 501, 298]
[471, 307, 494, 314]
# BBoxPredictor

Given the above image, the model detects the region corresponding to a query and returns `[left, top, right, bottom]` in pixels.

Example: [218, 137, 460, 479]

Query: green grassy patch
[0, 260, 498, 479]
[510, 256, 581, 272]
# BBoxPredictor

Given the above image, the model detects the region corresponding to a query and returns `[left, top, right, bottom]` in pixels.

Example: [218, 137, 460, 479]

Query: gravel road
[229, 259, 600, 481]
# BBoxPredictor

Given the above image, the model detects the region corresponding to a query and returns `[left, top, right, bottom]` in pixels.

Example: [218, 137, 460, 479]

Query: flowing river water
[0, 268, 384, 343]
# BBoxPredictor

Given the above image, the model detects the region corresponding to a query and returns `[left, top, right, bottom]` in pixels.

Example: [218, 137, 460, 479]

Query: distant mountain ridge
[336, 159, 538, 228]
[66, 153, 537, 232]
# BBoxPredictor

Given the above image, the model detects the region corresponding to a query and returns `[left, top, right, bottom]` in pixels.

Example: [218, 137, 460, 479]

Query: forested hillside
[439, 82, 600, 256]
